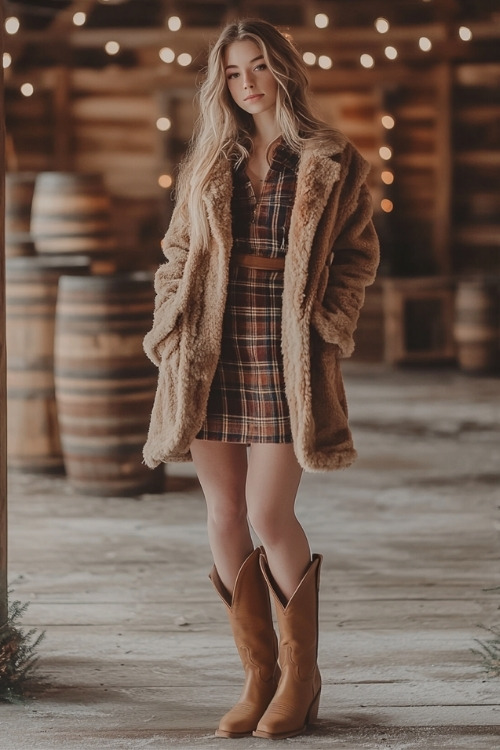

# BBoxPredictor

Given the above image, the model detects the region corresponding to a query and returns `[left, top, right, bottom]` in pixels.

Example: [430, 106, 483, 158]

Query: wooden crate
[382, 277, 456, 365]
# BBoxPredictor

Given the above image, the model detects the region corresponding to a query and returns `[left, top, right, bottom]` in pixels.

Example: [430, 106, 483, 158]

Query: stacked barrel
[5, 171, 163, 495]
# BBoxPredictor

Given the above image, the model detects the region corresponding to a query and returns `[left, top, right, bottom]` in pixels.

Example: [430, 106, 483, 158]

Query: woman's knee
[207, 495, 248, 536]
[247, 503, 294, 546]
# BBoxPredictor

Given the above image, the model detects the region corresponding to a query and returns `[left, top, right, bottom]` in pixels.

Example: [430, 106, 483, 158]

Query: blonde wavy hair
[175, 18, 334, 249]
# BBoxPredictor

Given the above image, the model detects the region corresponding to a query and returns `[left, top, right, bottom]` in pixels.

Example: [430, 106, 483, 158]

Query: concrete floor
[2, 363, 500, 750]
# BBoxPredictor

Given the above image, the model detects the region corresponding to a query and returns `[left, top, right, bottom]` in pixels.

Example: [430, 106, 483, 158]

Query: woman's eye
[254, 64, 266, 71]
[227, 72, 239, 80]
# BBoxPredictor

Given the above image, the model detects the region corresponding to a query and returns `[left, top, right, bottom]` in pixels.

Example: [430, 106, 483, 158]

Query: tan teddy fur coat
[143, 130, 379, 471]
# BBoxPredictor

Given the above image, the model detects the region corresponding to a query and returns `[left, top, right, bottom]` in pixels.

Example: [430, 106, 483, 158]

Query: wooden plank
[72, 95, 157, 122]
[74, 124, 155, 153]
[433, 63, 452, 274]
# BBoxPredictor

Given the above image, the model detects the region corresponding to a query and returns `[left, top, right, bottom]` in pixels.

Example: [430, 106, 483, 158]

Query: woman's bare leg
[190, 439, 253, 593]
[245, 443, 310, 602]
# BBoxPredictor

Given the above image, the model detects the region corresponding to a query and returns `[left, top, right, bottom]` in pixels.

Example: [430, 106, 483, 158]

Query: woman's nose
[243, 73, 254, 89]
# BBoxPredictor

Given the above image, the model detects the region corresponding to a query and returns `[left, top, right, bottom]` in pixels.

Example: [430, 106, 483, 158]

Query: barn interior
[1, 1, 499, 747]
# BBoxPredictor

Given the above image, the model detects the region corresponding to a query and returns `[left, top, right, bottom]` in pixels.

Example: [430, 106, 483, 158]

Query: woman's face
[224, 40, 279, 117]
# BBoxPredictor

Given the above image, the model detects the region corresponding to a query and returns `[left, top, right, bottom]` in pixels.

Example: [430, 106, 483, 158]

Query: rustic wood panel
[453, 63, 500, 275]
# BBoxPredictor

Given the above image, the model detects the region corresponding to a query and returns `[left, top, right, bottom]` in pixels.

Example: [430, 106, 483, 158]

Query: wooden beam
[433, 63, 453, 274]
[0, 0, 8, 631]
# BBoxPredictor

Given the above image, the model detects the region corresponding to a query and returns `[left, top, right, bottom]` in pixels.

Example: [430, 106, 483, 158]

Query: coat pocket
[143, 302, 182, 367]
[310, 298, 355, 358]
[310, 328, 350, 451]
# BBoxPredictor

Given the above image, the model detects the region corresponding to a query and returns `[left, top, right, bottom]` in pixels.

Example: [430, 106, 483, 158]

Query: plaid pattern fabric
[197, 142, 299, 443]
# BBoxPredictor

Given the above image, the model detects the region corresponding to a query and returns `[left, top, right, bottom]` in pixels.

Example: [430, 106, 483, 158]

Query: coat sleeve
[143, 201, 190, 367]
[311, 147, 380, 358]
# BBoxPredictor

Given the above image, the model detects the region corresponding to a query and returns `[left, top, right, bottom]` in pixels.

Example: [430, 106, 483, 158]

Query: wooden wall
[3, 15, 500, 364]
[4, 53, 500, 279]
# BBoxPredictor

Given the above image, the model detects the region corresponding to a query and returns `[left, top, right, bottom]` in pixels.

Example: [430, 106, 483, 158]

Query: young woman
[143, 19, 379, 740]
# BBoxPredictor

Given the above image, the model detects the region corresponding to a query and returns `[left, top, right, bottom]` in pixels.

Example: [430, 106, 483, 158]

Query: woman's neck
[251, 112, 282, 157]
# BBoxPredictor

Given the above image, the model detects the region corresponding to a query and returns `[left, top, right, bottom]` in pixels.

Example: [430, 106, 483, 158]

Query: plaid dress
[197, 142, 299, 443]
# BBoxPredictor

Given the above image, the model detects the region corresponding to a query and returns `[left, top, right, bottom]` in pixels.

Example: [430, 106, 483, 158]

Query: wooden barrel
[54, 273, 164, 496]
[454, 278, 499, 374]
[6, 256, 90, 472]
[30, 172, 116, 257]
[5, 172, 37, 258]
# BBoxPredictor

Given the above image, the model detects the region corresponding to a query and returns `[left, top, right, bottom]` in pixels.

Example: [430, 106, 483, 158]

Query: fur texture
[143, 132, 379, 471]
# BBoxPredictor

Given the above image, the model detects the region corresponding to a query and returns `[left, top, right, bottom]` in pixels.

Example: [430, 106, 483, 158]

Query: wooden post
[1, 0, 9, 631]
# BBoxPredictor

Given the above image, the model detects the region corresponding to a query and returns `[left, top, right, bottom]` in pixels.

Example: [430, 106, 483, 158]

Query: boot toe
[216, 702, 261, 738]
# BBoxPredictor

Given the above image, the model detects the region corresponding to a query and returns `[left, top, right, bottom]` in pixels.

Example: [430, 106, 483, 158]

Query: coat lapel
[285, 140, 343, 312]
[202, 157, 234, 262]
[200, 142, 343, 314]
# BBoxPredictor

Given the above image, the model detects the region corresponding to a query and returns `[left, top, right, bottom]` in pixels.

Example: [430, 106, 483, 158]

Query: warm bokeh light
[156, 117, 172, 131]
[303, 52, 316, 66]
[159, 47, 175, 63]
[375, 18, 390, 34]
[360, 54, 375, 69]
[381, 115, 395, 129]
[385, 46, 398, 60]
[315, 13, 329, 29]
[419, 37, 432, 52]
[381, 170, 394, 185]
[167, 16, 182, 32]
[5, 16, 20, 34]
[381, 198, 394, 213]
[459, 26, 473, 41]
[177, 53, 192, 67]
[318, 55, 333, 70]
[21, 83, 34, 97]
[379, 146, 392, 160]
[3, 52, 12, 69]
[159, 174, 173, 189]
[105, 41, 120, 55]
[73, 12, 86, 26]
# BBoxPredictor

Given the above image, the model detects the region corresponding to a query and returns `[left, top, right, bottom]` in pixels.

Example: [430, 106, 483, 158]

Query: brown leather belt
[231, 253, 285, 271]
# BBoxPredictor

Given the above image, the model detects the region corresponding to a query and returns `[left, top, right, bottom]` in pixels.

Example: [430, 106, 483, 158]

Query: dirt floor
[2, 363, 500, 749]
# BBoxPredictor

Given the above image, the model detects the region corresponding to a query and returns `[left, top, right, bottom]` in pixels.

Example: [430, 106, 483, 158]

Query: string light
[156, 117, 172, 131]
[419, 37, 432, 52]
[158, 174, 173, 189]
[177, 53, 192, 67]
[105, 41, 120, 55]
[3, 52, 12, 69]
[379, 146, 392, 160]
[381, 170, 394, 185]
[314, 13, 329, 29]
[318, 55, 333, 70]
[381, 199, 394, 213]
[303, 52, 316, 66]
[20, 83, 34, 97]
[459, 26, 472, 41]
[375, 18, 390, 34]
[5, 16, 20, 34]
[73, 11, 86, 26]
[381, 115, 395, 129]
[384, 46, 398, 60]
[159, 47, 175, 63]
[167, 16, 182, 31]
[360, 54, 375, 69]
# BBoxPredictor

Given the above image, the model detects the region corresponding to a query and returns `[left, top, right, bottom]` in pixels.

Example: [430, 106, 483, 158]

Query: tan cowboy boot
[253, 551, 322, 739]
[209, 548, 280, 738]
